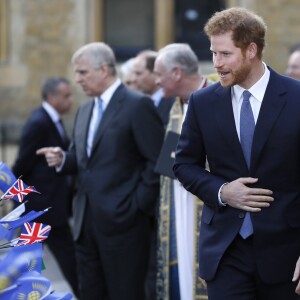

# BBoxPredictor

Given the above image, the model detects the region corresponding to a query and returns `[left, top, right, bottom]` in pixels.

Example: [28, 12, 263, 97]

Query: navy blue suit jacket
[174, 67, 300, 284]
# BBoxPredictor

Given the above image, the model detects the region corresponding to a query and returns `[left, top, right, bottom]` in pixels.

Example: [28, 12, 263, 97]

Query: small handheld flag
[14, 222, 51, 246]
[1, 178, 40, 202]
[0, 271, 52, 299]
[0, 207, 51, 230]
[0, 224, 9, 241]
[0, 202, 26, 222]
[0, 243, 43, 291]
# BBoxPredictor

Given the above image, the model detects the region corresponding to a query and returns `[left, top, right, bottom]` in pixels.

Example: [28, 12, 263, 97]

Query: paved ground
[42, 245, 78, 299]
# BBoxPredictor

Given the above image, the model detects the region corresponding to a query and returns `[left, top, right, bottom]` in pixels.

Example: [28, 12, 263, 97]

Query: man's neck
[180, 73, 203, 102]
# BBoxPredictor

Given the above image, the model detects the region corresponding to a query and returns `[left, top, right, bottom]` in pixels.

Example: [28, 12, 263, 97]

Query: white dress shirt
[42, 101, 60, 124]
[151, 88, 164, 107]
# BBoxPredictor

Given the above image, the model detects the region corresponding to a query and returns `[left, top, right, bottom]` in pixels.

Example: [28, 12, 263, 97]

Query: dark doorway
[104, 0, 154, 61]
[175, 0, 226, 60]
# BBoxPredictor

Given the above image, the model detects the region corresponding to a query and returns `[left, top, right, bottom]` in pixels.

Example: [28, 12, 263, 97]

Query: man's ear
[247, 42, 257, 59]
[172, 67, 182, 81]
[47, 93, 56, 106]
[100, 63, 111, 76]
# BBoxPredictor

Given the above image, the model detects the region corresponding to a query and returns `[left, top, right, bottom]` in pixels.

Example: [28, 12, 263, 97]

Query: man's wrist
[55, 151, 66, 172]
[218, 182, 228, 206]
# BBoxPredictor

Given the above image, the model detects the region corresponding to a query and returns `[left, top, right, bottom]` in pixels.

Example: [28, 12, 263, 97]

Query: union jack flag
[1, 178, 40, 202]
[15, 222, 51, 247]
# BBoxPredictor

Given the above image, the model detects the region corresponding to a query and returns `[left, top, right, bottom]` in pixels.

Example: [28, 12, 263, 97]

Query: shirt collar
[95, 78, 122, 109]
[151, 88, 164, 106]
[232, 62, 270, 102]
[42, 101, 60, 123]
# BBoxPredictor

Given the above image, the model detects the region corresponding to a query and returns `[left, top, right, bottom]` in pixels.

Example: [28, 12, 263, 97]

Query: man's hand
[221, 177, 273, 212]
[293, 257, 300, 295]
[36, 147, 63, 167]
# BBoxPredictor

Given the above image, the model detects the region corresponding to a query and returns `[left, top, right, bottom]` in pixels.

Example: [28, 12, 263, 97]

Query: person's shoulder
[21, 107, 50, 134]
[121, 83, 148, 100]
[269, 67, 300, 90]
[192, 81, 223, 100]
[119, 84, 153, 108]
[27, 106, 48, 123]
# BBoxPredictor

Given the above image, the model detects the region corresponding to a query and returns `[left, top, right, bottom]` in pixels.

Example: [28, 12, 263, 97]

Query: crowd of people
[11, 6, 300, 300]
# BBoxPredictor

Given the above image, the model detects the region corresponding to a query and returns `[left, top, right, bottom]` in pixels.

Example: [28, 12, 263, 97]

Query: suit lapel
[213, 85, 248, 168]
[251, 70, 287, 171]
[90, 84, 124, 156]
[77, 101, 94, 164]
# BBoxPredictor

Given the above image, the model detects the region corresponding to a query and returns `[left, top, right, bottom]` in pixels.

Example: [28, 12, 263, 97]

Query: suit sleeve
[13, 118, 47, 178]
[173, 93, 226, 208]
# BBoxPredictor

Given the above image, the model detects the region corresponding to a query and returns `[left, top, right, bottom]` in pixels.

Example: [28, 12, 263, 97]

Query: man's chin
[163, 91, 173, 99]
[82, 90, 94, 97]
[220, 79, 234, 88]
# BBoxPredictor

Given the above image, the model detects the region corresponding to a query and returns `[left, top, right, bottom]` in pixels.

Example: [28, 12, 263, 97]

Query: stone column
[154, 0, 175, 50]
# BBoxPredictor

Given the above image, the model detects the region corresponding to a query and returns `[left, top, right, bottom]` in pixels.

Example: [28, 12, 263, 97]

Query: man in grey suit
[37, 42, 164, 300]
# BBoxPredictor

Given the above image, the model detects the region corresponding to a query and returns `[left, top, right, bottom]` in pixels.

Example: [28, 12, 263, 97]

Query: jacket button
[238, 212, 245, 218]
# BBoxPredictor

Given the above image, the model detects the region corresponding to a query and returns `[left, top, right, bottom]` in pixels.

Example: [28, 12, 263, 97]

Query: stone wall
[0, 0, 87, 141]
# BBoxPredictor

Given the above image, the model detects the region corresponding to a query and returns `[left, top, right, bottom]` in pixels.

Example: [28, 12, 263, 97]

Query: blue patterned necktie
[87, 97, 103, 156]
[94, 97, 103, 136]
[239, 90, 254, 239]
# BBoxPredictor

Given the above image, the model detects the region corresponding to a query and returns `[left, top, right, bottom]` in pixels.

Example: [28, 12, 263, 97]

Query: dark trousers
[75, 206, 151, 300]
[206, 235, 300, 300]
[46, 223, 79, 298]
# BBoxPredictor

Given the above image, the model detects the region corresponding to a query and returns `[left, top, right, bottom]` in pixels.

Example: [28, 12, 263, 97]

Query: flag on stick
[0, 224, 9, 240]
[0, 202, 26, 222]
[0, 271, 51, 299]
[0, 207, 50, 230]
[1, 178, 40, 202]
[14, 222, 51, 246]
[0, 243, 43, 291]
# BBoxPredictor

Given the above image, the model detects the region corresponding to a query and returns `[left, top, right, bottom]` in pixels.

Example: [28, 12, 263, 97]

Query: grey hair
[120, 57, 136, 77]
[157, 43, 199, 75]
[72, 42, 117, 76]
[41, 77, 70, 101]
